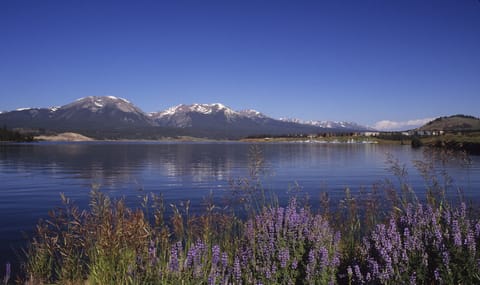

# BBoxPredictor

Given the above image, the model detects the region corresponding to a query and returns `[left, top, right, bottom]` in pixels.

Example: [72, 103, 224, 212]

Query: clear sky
[1, 0, 479, 130]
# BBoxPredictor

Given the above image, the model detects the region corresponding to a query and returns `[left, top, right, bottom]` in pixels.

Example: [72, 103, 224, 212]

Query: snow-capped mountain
[148, 103, 372, 137]
[53, 96, 152, 127]
[279, 118, 373, 131]
[0, 96, 153, 131]
[0, 96, 374, 139]
[149, 103, 270, 128]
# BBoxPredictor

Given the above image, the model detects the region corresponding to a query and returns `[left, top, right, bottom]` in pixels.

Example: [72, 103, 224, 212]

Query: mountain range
[0, 96, 374, 139]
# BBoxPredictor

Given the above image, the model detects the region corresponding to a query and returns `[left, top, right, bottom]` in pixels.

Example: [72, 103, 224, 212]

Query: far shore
[32, 132, 480, 154]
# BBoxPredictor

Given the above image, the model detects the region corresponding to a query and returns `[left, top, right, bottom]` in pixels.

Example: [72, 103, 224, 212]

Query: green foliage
[411, 136, 423, 148]
[0, 126, 34, 142]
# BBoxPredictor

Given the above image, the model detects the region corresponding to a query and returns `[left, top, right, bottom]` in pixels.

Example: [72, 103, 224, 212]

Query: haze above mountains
[0, 96, 375, 139]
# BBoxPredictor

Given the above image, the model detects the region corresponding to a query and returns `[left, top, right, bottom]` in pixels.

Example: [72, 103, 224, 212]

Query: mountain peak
[154, 103, 238, 118]
[66, 96, 141, 114]
[190, 103, 235, 115]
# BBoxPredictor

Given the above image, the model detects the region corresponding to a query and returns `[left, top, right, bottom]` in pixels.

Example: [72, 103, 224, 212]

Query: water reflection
[0, 143, 250, 189]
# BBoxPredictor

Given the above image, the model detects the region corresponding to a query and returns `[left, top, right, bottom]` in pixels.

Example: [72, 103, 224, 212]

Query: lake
[1, 142, 480, 267]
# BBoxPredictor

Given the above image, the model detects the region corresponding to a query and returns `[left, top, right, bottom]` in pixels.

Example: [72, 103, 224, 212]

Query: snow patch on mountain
[153, 103, 239, 118]
[279, 118, 373, 131]
[239, 109, 267, 118]
[66, 96, 144, 114]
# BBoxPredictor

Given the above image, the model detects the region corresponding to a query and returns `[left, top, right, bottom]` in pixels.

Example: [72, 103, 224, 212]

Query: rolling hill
[419, 115, 480, 132]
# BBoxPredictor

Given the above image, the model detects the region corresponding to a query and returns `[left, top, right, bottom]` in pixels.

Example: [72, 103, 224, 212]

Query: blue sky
[1, 0, 479, 130]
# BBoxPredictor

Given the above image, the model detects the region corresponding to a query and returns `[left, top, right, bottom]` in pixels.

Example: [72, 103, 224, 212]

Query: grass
[5, 146, 480, 284]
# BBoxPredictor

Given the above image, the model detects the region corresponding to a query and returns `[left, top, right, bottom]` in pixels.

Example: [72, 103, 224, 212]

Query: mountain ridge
[0, 96, 374, 139]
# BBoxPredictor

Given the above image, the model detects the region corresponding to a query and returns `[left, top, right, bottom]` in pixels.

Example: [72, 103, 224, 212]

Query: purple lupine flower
[291, 258, 298, 270]
[475, 221, 480, 237]
[385, 256, 394, 279]
[410, 271, 416, 285]
[319, 247, 329, 270]
[234, 256, 242, 282]
[241, 199, 341, 284]
[221, 252, 228, 268]
[466, 229, 476, 255]
[279, 248, 290, 268]
[186, 247, 195, 268]
[366, 272, 371, 282]
[276, 207, 284, 233]
[265, 267, 272, 280]
[212, 244, 221, 265]
[354, 264, 363, 282]
[452, 219, 462, 246]
[434, 268, 441, 281]
[306, 249, 316, 280]
[169, 244, 180, 272]
[444, 209, 451, 226]
[367, 257, 380, 277]
[271, 264, 277, 276]
[208, 275, 215, 285]
[331, 251, 341, 267]
[241, 248, 250, 268]
[442, 250, 450, 267]
[433, 224, 443, 249]
[188, 240, 206, 277]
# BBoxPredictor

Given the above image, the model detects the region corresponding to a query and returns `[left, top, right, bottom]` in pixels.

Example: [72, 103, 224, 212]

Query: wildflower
[466, 229, 476, 255]
[290, 257, 298, 270]
[434, 268, 441, 281]
[234, 256, 242, 282]
[279, 248, 289, 268]
[319, 247, 329, 270]
[208, 275, 215, 285]
[221, 252, 228, 268]
[212, 245, 220, 265]
[354, 265, 363, 283]
[306, 249, 316, 280]
[452, 219, 462, 247]
[475, 221, 480, 237]
[442, 250, 450, 267]
[410, 271, 416, 285]
[169, 243, 180, 272]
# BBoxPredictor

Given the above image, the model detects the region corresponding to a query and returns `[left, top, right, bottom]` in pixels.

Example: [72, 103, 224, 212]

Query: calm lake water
[1, 142, 480, 267]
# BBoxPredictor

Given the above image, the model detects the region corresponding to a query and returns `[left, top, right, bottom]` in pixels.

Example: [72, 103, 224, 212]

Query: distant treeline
[0, 126, 34, 142]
